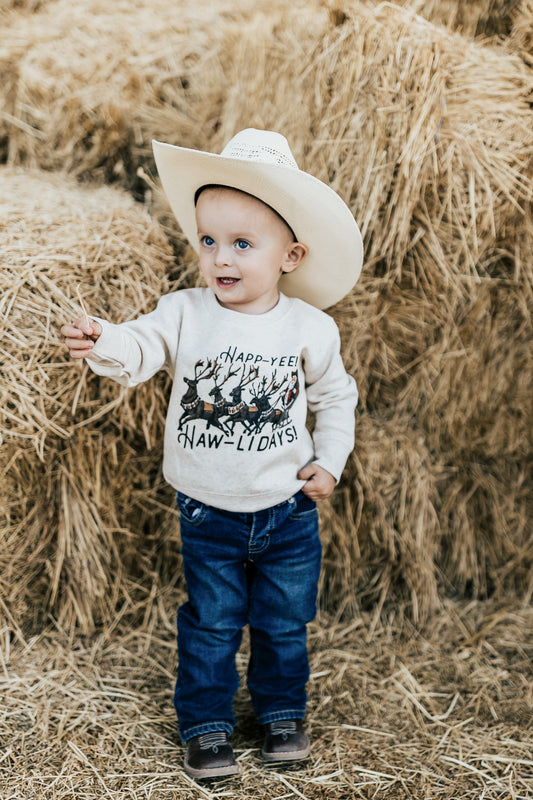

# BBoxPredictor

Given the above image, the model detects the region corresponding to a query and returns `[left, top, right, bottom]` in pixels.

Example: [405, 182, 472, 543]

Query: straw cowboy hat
[152, 128, 363, 309]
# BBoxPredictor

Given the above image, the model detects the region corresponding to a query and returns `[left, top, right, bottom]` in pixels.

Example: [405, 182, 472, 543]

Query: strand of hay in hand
[75, 283, 90, 329]
[0, 166, 181, 633]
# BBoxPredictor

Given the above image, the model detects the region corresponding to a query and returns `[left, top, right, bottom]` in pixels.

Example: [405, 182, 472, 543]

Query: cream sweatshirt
[86, 288, 357, 512]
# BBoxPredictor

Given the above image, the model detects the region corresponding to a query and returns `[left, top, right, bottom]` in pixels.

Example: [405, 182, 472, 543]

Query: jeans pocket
[176, 492, 208, 527]
[289, 491, 318, 520]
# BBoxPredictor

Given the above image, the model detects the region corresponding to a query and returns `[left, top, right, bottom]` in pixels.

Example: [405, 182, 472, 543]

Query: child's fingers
[298, 463, 336, 501]
[297, 464, 315, 481]
[301, 482, 333, 502]
[64, 336, 95, 359]
[61, 318, 102, 340]
[61, 323, 84, 339]
[87, 319, 102, 339]
[73, 316, 101, 338]
[64, 334, 95, 350]
[61, 317, 102, 360]
[68, 344, 95, 359]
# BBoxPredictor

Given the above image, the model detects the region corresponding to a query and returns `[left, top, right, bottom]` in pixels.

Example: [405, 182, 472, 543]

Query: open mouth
[217, 277, 240, 287]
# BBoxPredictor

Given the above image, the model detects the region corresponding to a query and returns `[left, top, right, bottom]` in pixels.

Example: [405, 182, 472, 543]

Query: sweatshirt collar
[204, 289, 291, 325]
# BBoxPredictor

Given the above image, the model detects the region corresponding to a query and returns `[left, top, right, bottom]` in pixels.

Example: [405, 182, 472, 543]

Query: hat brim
[152, 139, 363, 309]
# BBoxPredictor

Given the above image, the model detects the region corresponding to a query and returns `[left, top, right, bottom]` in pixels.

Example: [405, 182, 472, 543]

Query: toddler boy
[62, 128, 363, 779]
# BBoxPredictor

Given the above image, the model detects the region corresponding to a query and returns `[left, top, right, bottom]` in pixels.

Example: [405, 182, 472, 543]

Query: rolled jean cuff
[257, 709, 306, 726]
[180, 720, 233, 742]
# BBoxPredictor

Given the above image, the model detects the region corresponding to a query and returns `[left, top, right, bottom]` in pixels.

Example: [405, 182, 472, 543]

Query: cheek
[198, 254, 210, 274]
[198, 261, 213, 287]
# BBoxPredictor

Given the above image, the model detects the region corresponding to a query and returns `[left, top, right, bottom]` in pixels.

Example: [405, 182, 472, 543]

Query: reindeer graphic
[207, 364, 239, 426]
[224, 365, 261, 434]
[178, 358, 300, 439]
[250, 369, 300, 432]
[179, 359, 231, 433]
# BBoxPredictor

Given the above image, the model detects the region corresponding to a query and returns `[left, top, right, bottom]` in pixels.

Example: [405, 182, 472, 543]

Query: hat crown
[221, 128, 299, 170]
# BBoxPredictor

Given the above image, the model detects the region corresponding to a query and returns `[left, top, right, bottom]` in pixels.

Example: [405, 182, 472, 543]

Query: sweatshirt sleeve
[303, 315, 358, 482]
[85, 293, 182, 387]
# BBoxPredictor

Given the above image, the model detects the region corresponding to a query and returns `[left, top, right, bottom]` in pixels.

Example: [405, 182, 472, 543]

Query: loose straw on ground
[1, 600, 531, 799]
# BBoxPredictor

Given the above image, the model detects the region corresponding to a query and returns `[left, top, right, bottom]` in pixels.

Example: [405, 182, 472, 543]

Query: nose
[214, 245, 232, 267]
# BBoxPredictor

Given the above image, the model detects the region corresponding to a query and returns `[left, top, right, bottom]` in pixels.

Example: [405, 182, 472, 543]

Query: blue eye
[201, 236, 215, 247]
[235, 239, 250, 250]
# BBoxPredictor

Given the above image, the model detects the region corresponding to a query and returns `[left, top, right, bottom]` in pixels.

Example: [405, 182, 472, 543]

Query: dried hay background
[1, 0, 532, 629]
[0, 0, 287, 186]
[398, 0, 522, 39]
[0, 167, 183, 633]
[1, 0, 532, 795]
[508, 0, 533, 64]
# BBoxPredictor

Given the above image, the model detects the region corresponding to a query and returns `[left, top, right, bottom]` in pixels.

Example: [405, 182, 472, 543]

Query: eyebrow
[196, 230, 255, 242]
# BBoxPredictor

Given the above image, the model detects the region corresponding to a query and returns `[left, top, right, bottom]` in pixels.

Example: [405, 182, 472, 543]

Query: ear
[281, 242, 309, 274]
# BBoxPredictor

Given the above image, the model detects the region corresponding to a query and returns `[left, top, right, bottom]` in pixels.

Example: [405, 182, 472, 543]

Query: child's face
[195, 187, 307, 314]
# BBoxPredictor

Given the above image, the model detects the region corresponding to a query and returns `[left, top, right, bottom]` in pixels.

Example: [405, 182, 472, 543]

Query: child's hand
[61, 317, 102, 359]
[297, 463, 336, 501]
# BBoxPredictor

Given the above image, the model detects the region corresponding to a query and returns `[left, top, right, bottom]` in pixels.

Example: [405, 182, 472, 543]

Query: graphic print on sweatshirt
[177, 346, 300, 453]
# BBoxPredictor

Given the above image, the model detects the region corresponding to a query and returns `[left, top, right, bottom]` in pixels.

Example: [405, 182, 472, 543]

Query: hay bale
[334, 261, 532, 461]
[397, 0, 522, 38]
[3, 0, 530, 279]
[439, 459, 533, 600]
[0, 166, 182, 632]
[0, 0, 262, 184]
[334, 269, 532, 608]
[334, 279, 442, 412]
[1, 0, 45, 11]
[333, 251, 532, 614]
[2, 0, 532, 630]
[206, 1, 532, 291]
[397, 281, 533, 461]
[0, 166, 176, 450]
[319, 412, 441, 622]
[509, 0, 533, 63]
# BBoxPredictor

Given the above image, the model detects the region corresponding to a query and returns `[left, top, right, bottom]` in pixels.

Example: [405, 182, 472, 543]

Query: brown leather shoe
[184, 732, 239, 779]
[261, 719, 310, 762]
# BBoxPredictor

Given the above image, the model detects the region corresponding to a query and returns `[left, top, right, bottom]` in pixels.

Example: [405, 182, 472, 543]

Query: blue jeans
[174, 490, 321, 741]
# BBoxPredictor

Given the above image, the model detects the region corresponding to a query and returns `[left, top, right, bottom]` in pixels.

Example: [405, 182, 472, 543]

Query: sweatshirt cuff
[86, 318, 124, 367]
[313, 457, 343, 484]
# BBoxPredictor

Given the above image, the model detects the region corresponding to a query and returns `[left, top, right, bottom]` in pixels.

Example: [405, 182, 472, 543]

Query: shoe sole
[183, 759, 240, 779]
[261, 744, 311, 763]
